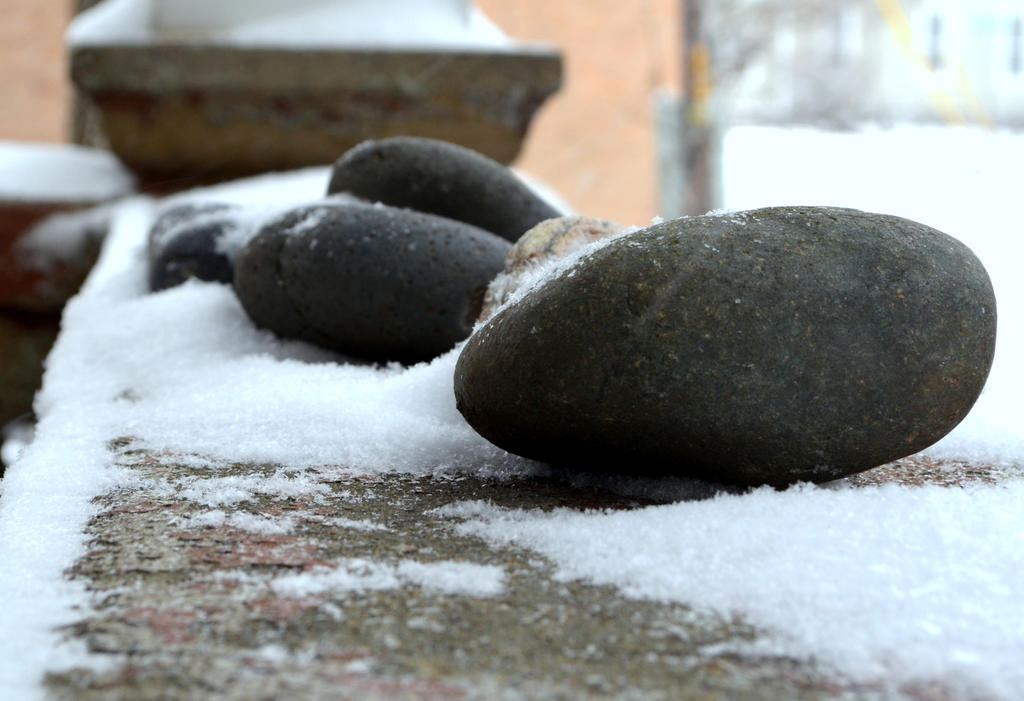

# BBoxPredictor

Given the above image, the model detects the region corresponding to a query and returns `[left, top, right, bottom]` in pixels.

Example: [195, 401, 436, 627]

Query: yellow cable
[956, 63, 996, 128]
[873, 0, 989, 127]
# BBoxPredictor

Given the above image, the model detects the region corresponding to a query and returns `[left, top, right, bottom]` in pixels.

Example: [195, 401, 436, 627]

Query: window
[928, 13, 944, 71]
[831, 7, 863, 67]
[1011, 16, 1023, 75]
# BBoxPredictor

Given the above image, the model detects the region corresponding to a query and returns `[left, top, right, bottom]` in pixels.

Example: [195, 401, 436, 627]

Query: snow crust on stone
[2, 127, 1024, 698]
[153, 198, 360, 264]
[153, 169, 364, 258]
[174, 509, 297, 535]
[477, 226, 637, 327]
[0, 199, 156, 701]
[0, 141, 133, 203]
[68, 0, 518, 50]
[271, 558, 505, 598]
[172, 507, 386, 536]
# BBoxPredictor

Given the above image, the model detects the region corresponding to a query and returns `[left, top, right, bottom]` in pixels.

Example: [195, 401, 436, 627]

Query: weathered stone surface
[47, 441, 929, 701]
[71, 46, 562, 190]
[455, 206, 997, 487]
[0, 202, 107, 313]
[234, 203, 510, 363]
[147, 202, 241, 291]
[479, 215, 625, 322]
[327, 137, 562, 242]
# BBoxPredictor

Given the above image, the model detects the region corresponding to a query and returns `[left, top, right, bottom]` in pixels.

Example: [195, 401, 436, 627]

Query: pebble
[234, 202, 511, 363]
[147, 202, 241, 291]
[478, 215, 625, 322]
[326, 137, 562, 242]
[454, 206, 997, 487]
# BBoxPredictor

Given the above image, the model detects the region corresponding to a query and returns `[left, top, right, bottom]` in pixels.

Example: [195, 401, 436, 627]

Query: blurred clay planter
[70, 45, 562, 190]
[0, 142, 133, 425]
[0, 142, 133, 313]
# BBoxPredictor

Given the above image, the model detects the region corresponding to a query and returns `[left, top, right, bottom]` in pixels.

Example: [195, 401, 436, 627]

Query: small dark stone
[234, 202, 511, 363]
[326, 137, 562, 242]
[147, 202, 242, 291]
[454, 206, 997, 487]
[229, 209, 312, 343]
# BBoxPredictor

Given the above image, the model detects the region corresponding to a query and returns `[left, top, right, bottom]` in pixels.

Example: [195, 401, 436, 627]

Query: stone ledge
[0, 201, 105, 313]
[45, 442, 989, 701]
[71, 46, 563, 189]
[0, 311, 59, 427]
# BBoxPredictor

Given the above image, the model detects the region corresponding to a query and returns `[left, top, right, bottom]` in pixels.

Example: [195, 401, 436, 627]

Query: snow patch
[174, 473, 331, 508]
[68, 0, 519, 50]
[14, 205, 114, 272]
[0, 141, 133, 204]
[0, 199, 155, 701]
[271, 558, 505, 598]
[449, 481, 1024, 698]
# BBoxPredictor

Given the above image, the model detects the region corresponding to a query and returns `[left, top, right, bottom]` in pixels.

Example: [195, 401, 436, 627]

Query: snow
[2, 125, 1024, 698]
[67, 0, 517, 50]
[14, 205, 117, 278]
[172, 507, 387, 536]
[0, 200, 156, 701]
[446, 483, 1024, 698]
[0, 141, 133, 204]
[162, 166, 332, 207]
[270, 558, 505, 599]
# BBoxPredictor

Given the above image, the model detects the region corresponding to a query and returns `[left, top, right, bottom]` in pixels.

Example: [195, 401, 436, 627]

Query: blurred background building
[715, 0, 1024, 129]
[1, 0, 1021, 224]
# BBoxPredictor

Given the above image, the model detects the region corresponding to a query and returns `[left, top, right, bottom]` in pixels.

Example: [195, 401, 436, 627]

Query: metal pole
[682, 0, 715, 215]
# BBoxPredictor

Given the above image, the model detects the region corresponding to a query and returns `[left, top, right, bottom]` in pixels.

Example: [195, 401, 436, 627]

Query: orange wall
[478, 0, 680, 225]
[0, 0, 73, 142]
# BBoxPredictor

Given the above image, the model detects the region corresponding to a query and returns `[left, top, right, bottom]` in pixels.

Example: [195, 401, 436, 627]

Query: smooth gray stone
[147, 202, 240, 291]
[230, 209, 312, 343]
[234, 202, 510, 363]
[455, 206, 997, 487]
[326, 137, 561, 242]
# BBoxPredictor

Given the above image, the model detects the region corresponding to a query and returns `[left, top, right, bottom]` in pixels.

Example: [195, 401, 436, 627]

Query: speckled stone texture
[50, 441, 942, 701]
[234, 203, 510, 363]
[147, 203, 240, 291]
[455, 206, 997, 487]
[478, 215, 625, 322]
[327, 137, 562, 242]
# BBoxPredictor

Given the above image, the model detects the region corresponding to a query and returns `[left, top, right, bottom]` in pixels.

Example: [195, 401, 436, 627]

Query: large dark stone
[327, 137, 562, 242]
[454, 206, 997, 487]
[147, 202, 242, 291]
[234, 202, 511, 363]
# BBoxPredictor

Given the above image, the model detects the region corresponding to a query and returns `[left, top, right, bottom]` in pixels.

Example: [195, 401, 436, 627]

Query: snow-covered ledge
[2, 176, 1022, 700]
[71, 0, 503, 49]
[68, 0, 561, 189]
[4, 127, 1024, 698]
